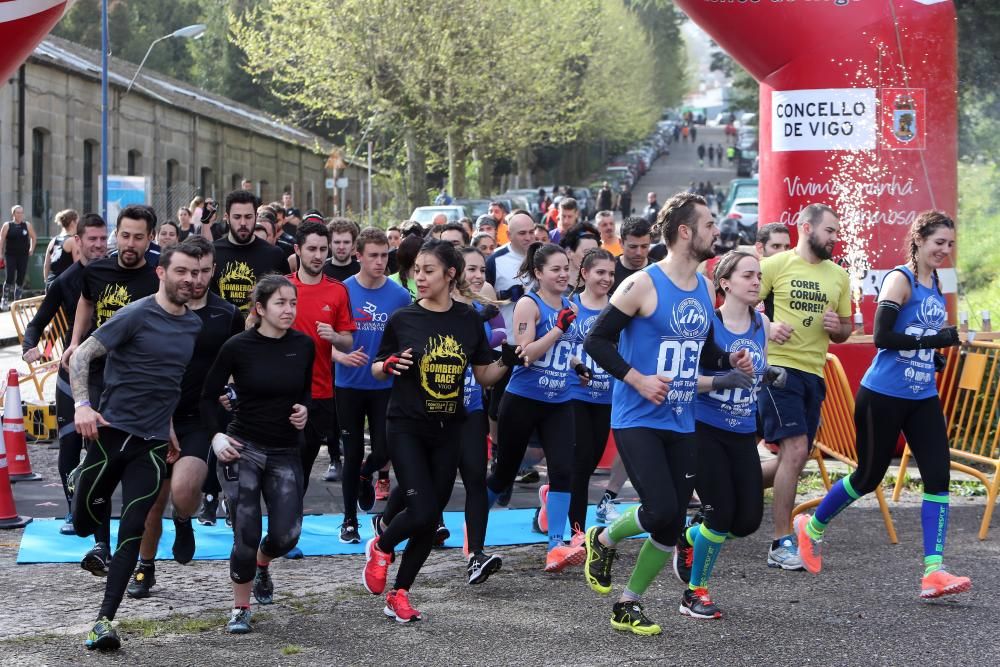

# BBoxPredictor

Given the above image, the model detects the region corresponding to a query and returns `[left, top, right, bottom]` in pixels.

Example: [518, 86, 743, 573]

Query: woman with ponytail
[485, 242, 587, 572]
[361, 240, 509, 622]
[796, 211, 969, 601]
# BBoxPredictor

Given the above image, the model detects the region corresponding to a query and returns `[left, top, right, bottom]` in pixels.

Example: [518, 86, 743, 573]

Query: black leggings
[851, 387, 950, 496]
[55, 369, 83, 511]
[301, 397, 335, 494]
[613, 427, 697, 545]
[459, 410, 489, 554]
[3, 253, 28, 290]
[379, 421, 461, 591]
[569, 400, 612, 532]
[694, 422, 762, 537]
[71, 427, 166, 620]
[219, 441, 303, 584]
[487, 394, 574, 494]
[336, 387, 390, 521]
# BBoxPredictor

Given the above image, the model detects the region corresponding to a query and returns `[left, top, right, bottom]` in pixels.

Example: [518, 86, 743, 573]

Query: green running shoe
[85, 617, 120, 651]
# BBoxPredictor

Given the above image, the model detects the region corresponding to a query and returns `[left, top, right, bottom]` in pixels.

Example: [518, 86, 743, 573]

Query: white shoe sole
[767, 557, 804, 571]
[679, 605, 722, 620]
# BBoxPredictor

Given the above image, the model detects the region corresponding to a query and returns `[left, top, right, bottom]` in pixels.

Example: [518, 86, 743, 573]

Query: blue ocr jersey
[611, 266, 713, 433]
[568, 294, 612, 404]
[696, 310, 767, 434]
[463, 302, 487, 413]
[505, 292, 574, 404]
[862, 265, 946, 400]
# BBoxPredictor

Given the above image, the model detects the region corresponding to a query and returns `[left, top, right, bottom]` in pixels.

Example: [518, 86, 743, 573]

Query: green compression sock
[625, 538, 671, 597]
[607, 505, 643, 544]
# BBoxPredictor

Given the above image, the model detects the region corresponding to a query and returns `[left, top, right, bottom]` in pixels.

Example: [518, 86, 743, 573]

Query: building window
[31, 128, 49, 220]
[258, 180, 269, 202]
[200, 167, 214, 197]
[83, 140, 98, 214]
[166, 160, 179, 190]
[127, 149, 142, 176]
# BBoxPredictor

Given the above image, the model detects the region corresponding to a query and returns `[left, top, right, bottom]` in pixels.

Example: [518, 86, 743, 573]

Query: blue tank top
[568, 294, 612, 404]
[505, 291, 574, 403]
[696, 310, 768, 433]
[335, 276, 412, 390]
[861, 265, 946, 400]
[611, 266, 713, 433]
[463, 303, 486, 413]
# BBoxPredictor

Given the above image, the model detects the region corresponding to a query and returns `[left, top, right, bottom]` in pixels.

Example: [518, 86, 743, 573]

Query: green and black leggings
[71, 426, 167, 621]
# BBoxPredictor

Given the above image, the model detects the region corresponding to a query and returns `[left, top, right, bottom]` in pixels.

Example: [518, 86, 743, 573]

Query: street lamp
[101, 21, 206, 217]
[125, 24, 206, 96]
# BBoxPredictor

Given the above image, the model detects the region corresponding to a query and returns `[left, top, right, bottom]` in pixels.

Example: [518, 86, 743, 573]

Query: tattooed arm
[69, 336, 109, 438]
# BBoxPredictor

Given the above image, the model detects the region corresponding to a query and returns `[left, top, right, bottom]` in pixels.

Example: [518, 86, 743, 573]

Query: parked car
[409, 205, 468, 227]
[501, 190, 542, 220]
[720, 178, 759, 217]
[724, 197, 759, 245]
[737, 148, 758, 178]
[454, 198, 491, 220]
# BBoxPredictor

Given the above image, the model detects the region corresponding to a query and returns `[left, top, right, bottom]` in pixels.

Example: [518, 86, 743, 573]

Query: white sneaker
[595, 493, 621, 523]
[767, 537, 804, 570]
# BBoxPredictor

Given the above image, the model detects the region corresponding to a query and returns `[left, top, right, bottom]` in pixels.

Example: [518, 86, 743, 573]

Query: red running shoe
[384, 589, 422, 623]
[363, 538, 394, 595]
[375, 478, 390, 501]
[920, 569, 971, 599]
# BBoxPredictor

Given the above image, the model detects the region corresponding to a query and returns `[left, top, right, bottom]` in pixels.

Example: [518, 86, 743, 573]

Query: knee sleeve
[229, 543, 258, 584]
[637, 503, 676, 539]
[261, 529, 301, 559]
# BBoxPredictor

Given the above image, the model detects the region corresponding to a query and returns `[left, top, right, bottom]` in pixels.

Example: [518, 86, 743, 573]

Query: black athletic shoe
[85, 617, 121, 651]
[497, 484, 513, 508]
[197, 494, 218, 526]
[515, 467, 540, 485]
[370, 513, 385, 539]
[339, 519, 361, 544]
[467, 552, 502, 585]
[253, 566, 274, 605]
[358, 476, 376, 512]
[81, 542, 110, 577]
[172, 517, 196, 564]
[221, 495, 232, 528]
[584, 526, 616, 595]
[673, 530, 693, 585]
[126, 562, 156, 599]
[680, 587, 722, 619]
[434, 523, 451, 547]
[610, 601, 661, 636]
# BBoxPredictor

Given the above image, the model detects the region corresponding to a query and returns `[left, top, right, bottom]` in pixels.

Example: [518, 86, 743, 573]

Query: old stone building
[0, 35, 373, 234]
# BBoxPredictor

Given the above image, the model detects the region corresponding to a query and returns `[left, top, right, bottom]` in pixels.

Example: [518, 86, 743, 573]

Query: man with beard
[284, 221, 355, 557]
[211, 190, 288, 315]
[757, 203, 851, 571]
[22, 214, 109, 536]
[581, 192, 753, 635]
[323, 217, 361, 281]
[125, 237, 245, 599]
[63, 206, 161, 574]
[68, 243, 204, 651]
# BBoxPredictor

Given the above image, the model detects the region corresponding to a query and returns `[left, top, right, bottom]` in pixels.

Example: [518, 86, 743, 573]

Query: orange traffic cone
[3, 370, 41, 482]
[0, 431, 31, 529]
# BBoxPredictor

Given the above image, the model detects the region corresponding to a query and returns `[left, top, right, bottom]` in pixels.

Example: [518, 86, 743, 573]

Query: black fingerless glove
[574, 362, 593, 381]
[920, 326, 960, 349]
[762, 366, 787, 388]
[711, 369, 754, 391]
[500, 342, 521, 368]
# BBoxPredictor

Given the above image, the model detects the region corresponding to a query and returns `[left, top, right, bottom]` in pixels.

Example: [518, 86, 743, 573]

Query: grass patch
[957, 161, 1000, 326]
[116, 614, 218, 638]
[282, 645, 303, 656]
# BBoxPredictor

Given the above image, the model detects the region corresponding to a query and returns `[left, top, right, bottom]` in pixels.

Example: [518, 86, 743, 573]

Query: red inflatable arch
[0, 1, 73, 82]
[675, 0, 958, 330]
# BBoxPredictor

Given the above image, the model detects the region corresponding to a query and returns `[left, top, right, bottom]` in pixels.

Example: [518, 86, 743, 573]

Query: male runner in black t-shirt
[127, 237, 245, 599]
[322, 217, 361, 281]
[63, 206, 160, 574]
[211, 190, 288, 314]
[21, 214, 109, 535]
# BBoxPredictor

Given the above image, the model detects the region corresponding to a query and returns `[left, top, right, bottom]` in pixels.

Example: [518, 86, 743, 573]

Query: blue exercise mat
[16, 504, 640, 564]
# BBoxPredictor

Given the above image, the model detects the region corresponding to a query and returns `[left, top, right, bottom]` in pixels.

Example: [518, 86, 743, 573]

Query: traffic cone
[0, 430, 31, 529]
[3, 370, 41, 482]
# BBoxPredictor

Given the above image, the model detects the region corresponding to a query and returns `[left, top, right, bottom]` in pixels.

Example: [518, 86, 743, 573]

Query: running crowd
[19, 187, 970, 649]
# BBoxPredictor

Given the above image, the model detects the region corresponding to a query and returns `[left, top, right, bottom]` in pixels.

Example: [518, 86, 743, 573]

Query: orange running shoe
[536, 484, 550, 534]
[920, 569, 971, 599]
[794, 513, 823, 575]
[544, 543, 586, 573]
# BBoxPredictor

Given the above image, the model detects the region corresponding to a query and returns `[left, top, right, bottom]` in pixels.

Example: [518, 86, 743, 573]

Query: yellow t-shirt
[602, 238, 623, 256]
[760, 250, 851, 377]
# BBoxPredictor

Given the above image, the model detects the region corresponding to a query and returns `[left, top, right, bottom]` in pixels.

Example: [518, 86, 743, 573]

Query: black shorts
[758, 366, 826, 447]
[175, 415, 212, 461]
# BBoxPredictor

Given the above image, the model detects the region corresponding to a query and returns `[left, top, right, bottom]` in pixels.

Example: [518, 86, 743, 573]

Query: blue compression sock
[689, 523, 727, 589]
[546, 490, 571, 549]
[812, 476, 862, 534]
[921, 492, 949, 570]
